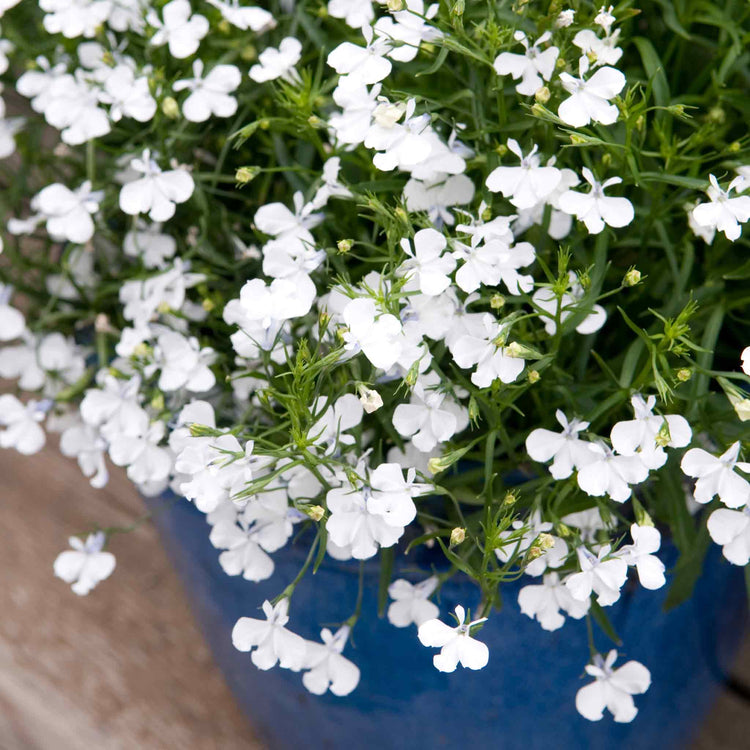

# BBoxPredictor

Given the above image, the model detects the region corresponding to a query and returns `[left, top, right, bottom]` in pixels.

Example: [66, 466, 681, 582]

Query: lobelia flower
[106, 0, 147, 32]
[310, 157, 353, 210]
[576, 441, 650, 503]
[154, 330, 216, 392]
[328, 0, 373, 28]
[558, 56, 626, 128]
[0, 0, 21, 16]
[0, 116, 23, 159]
[417, 605, 489, 673]
[0, 284, 26, 341]
[495, 510, 569, 577]
[526, 410, 598, 480]
[680, 441, 750, 509]
[532, 272, 607, 336]
[330, 77, 380, 145]
[209, 488, 293, 582]
[0, 394, 47, 455]
[562, 507, 610, 545]
[206, 0, 275, 32]
[173, 60, 242, 123]
[393, 372, 469, 452]
[364, 98, 433, 172]
[451, 313, 526, 388]
[493, 31, 559, 96]
[573, 27, 623, 67]
[302, 625, 360, 696]
[80, 373, 143, 437]
[327, 24, 392, 85]
[485, 139, 562, 210]
[618, 524, 666, 589]
[99, 65, 157, 122]
[232, 598, 308, 671]
[374, 0, 441, 63]
[249, 37, 302, 83]
[367, 462, 430, 527]
[742, 346, 750, 376]
[341, 297, 403, 371]
[566, 545, 628, 606]
[707, 507, 750, 566]
[39, 0, 112, 38]
[518, 572, 590, 631]
[309, 393, 363, 455]
[123, 221, 177, 268]
[398, 228, 456, 296]
[107, 409, 173, 486]
[691, 175, 750, 241]
[609, 394, 692, 469]
[558, 168, 634, 234]
[576, 651, 651, 723]
[60, 420, 109, 489]
[34, 180, 103, 244]
[53, 532, 116, 595]
[119, 149, 195, 222]
[403, 174, 475, 227]
[387, 576, 440, 627]
[147, 0, 208, 59]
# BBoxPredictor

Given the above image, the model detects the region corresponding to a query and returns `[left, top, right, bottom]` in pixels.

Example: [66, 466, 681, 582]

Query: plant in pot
[0, 0, 748, 747]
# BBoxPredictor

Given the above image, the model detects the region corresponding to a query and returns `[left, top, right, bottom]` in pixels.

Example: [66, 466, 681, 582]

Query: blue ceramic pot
[146, 493, 746, 750]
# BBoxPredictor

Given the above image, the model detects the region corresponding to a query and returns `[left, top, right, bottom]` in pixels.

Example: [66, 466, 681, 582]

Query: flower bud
[358, 385, 383, 414]
[307, 505, 325, 522]
[537, 533, 555, 551]
[623, 267, 642, 286]
[556, 522, 571, 538]
[236, 166, 260, 184]
[387, 0, 404, 9]
[240, 45, 257, 62]
[150, 393, 165, 412]
[495, 143, 508, 157]
[502, 490, 518, 507]
[676, 368, 692, 382]
[337, 238, 353, 253]
[729, 140, 741, 153]
[534, 86, 551, 104]
[450, 527, 466, 547]
[527, 369, 540, 384]
[468, 396, 480, 422]
[308, 115, 323, 129]
[490, 293, 505, 309]
[161, 96, 179, 119]
[451, 0, 465, 16]
[94, 313, 111, 333]
[202, 298, 215, 312]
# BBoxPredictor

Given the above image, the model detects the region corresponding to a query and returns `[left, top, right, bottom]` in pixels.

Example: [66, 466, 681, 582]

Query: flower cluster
[0, 0, 748, 724]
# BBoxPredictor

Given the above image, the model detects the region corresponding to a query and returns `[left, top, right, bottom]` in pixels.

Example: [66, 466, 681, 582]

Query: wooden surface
[0, 443, 747, 749]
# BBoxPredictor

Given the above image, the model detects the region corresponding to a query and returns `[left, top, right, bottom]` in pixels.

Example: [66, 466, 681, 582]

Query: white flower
[358, 386, 383, 414]
[329, 77, 380, 145]
[453, 239, 535, 296]
[707, 507, 750, 566]
[310, 157, 352, 209]
[53, 532, 116, 595]
[609, 394, 692, 469]
[577, 442, 649, 503]
[0, 116, 23, 159]
[387, 576, 439, 627]
[206, 0, 275, 31]
[493, 31, 559, 96]
[526, 409, 597, 479]
[618, 524, 665, 589]
[367, 462, 429, 527]
[154, 330, 216, 392]
[124, 221, 177, 268]
[374, 0, 441, 63]
[573, 28, 623, 67]
[558, 56, 626, 128]
[398, 228, 456, 296]
[451, 313, 525, 388]
[40, 0, 111, 38]
[393, 372, 469, 452]
[0, 394, 47, 455]
[595, 4, 617, 33]
[691, 175, 750, 241]
[518, 572, 590, 631]
[495, 510, 569, 576]
[34, 180, 103, 243]
[342, 297, 403, 371]
[417, 605, 489, 673]
[403, 174, 475, 227]
[364, 98, 432, 172]
[566, 545, 628, 606]
[532, 272, 607, 336]
[249, 37, 302, 82]
[0, 284, 26, 341]
[327, 25, 391, 84]
[107, 409, 172, 486]
[325, 478, 406, 560]
[147, 0, 208, 59]
[558, 168, 634, 234]
[42, 72, 111, 145]
[681, 441, 750, 509]
[174, 60, 241, 123]
[576, 651, 651, 723]
[232, 599, 308, 671]
[327, 0, 373, 28]
[80, 373, 143, 435]
[743, 346, 750, 376]
[60, 420, 109, 488]
[99, 65, 157, 122]
[119, 149, 195, 222]
[309, 393, 363, 454]
[302, 625, 360, 696]
[485, 139, 562, 210]
[555, 9, 575, 27]
[0, 0, 21, 17]
[562, 507, 610, 544]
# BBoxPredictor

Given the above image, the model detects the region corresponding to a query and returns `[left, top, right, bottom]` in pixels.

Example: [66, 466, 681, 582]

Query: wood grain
[0, 442, 746, 749]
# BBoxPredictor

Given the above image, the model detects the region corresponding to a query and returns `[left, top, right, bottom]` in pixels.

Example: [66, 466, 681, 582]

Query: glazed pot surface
[146, 494, 747, 750]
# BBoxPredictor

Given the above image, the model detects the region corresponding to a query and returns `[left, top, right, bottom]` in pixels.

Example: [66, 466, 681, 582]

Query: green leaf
[663, 520, 711, 611]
